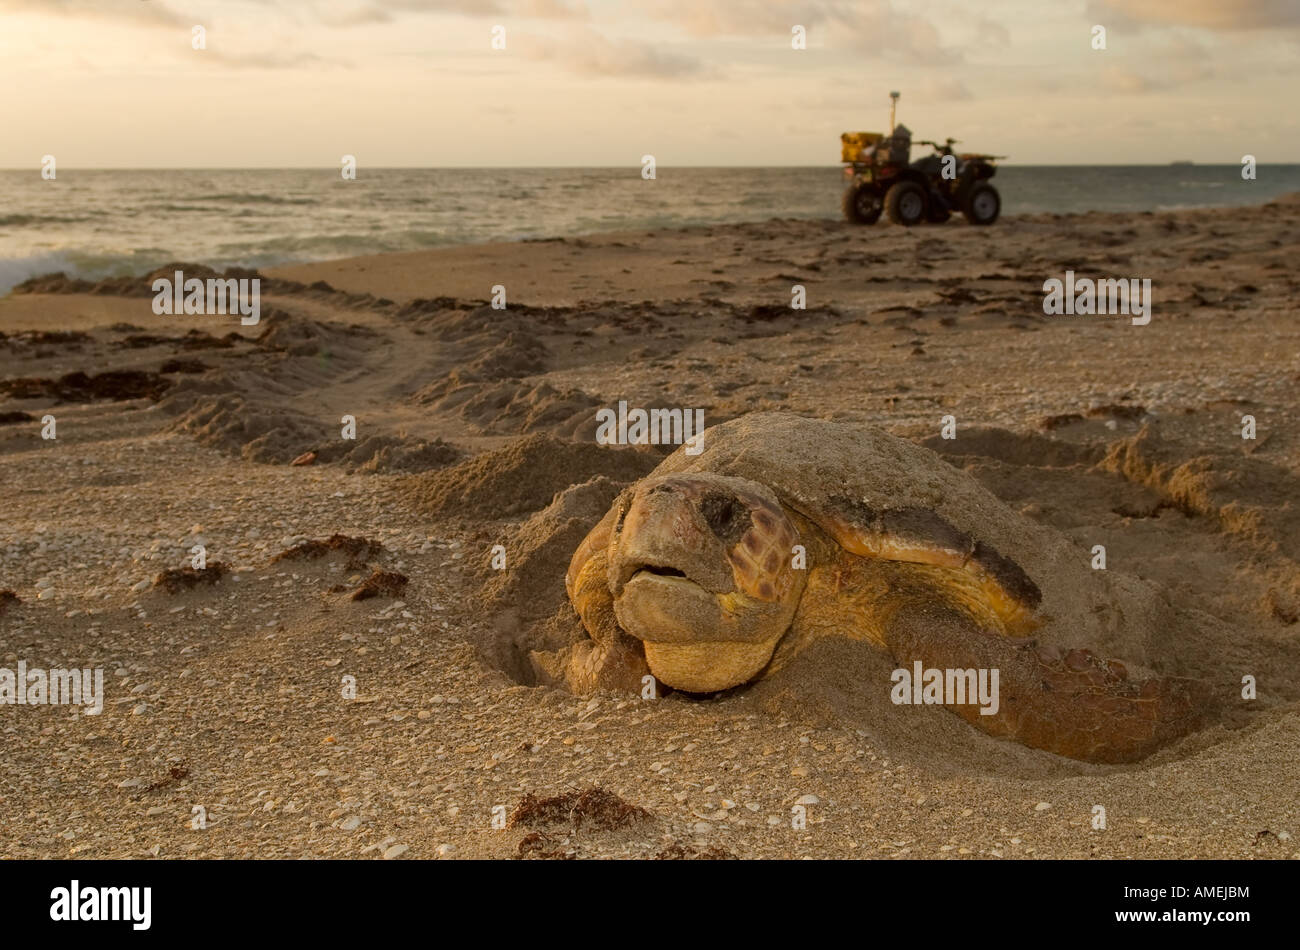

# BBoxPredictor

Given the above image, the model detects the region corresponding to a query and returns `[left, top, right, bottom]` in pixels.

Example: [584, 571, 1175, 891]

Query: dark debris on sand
[507, 787, 651, 831]
[118, 329, 239, 351]
[350, 570, 409, 601]
[0, 370, 172, 403]
[0, 590, 20, 612]
[159, 359, 209, 375]
[1, 330, 91, 347]
[151, 562, 227, 594]
[515, 832, 577, 860]
[271, 534, 384, 571]
[142, 764, 190, 795]
[0, 411, 34, 425]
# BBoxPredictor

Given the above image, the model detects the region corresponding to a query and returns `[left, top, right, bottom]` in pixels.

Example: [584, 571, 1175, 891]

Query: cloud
[973, 15, 1010, 48]
[0, 1, 357, 69]
[202, 48, 342, 70]
[1086, 0, 1300, 31]
[268, 0, 590, 26]
[524, 27, 713, 79]
[1099, 66, 1160, 94]
[0, 0, 189, 27]
[636, 0, 965, 64]
[0, 0, 588, 29]
[920, 78, 973, 102]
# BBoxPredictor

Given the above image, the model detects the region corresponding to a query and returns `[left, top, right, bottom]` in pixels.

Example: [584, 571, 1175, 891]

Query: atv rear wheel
[842, 181, 883, 225]
[885, 181, 928, 227]
[962, 182, 1000, 225]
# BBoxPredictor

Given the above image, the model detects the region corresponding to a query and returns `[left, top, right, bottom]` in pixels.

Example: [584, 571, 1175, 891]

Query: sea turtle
[549, 412, 1207, 763]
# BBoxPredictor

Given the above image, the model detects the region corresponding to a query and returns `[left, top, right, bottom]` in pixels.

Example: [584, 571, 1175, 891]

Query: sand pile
[476, 475, 623, 622]
[416, 376, 603, 437]
[406, 433, 656, 520]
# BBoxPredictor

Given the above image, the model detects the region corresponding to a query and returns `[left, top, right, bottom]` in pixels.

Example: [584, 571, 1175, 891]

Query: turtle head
[606, 473, 806, 692]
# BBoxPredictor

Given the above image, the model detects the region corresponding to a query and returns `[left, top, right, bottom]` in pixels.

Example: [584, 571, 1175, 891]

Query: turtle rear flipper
[886, 614, 1210, 763]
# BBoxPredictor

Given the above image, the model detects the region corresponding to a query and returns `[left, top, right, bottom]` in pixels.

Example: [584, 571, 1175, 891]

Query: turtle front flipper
[530, 635, 649, 695]
[531, 504, 650, 694]
[884, 609, 1210, 764]
[802, 497, 1044, 634]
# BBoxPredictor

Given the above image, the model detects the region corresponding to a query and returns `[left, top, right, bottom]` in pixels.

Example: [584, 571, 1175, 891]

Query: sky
[2, 0, 1298, 167]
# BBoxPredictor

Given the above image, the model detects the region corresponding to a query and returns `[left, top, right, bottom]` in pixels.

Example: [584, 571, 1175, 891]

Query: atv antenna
[889, 90, 900, 133]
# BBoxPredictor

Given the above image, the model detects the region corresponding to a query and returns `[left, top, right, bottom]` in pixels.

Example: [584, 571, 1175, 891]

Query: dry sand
[1, 197, 1298, 859]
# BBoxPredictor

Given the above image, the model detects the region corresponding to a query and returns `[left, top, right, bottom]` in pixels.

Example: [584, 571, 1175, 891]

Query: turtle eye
[699, 491, 745, 540]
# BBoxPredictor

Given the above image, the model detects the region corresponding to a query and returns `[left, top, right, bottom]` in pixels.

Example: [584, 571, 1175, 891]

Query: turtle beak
[608, 476, 736, 597]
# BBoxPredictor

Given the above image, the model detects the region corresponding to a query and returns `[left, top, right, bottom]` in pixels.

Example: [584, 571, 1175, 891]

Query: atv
[840, 94, 1003, 227]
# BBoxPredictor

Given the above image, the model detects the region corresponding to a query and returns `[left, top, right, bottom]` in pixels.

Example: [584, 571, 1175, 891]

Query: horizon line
[4, 162, 1297, 172]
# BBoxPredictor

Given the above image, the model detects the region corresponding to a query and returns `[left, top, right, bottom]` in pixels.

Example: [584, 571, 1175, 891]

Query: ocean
[2, 165, 1297, 294]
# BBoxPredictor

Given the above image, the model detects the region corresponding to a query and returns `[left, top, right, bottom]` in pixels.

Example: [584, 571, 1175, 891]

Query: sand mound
[1101, 426, 1300, 546]
[744, 637, 1080, 775]
[401, 303, 599, 437]
[465, 331, 548, 379]
[922, 426, 1103, 468]
[344, 435, 463, 474]
[1099, 426, 1300, 624]
[407, 434, 656, 520]
[464, 475, 631, 686]
[163, 386, 329, 464]
[255, 312, 377, 356]
[159, 372, 462, 472]
[930, 421, 1300, 700]
[417, 376, 603, 437]
[477, 475, 623, 621]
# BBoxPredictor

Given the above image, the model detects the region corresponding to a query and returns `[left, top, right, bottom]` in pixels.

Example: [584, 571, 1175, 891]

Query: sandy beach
[2, 196, 1298, 860]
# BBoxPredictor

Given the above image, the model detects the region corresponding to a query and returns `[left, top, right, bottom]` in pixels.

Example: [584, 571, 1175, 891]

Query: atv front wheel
[885, 181, 928, 227]
[962, 183, 1000, 225]
[842, 181, 883, 225]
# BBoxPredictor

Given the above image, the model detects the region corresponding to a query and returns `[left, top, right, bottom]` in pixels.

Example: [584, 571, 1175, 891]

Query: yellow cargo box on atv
[840, 132, 884, 163]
